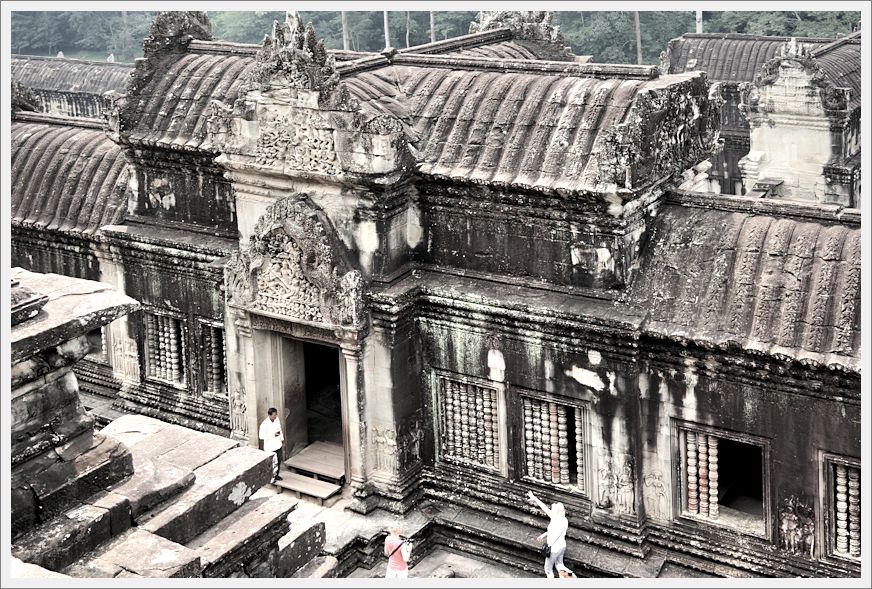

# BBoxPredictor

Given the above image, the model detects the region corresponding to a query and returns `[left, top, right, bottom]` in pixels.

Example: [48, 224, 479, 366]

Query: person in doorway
[384, 521, 412, 578]
[528, 490, 572, 578]
[259, 407, 284, 483]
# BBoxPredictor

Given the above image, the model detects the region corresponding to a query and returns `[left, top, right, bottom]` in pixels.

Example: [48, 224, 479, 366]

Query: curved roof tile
[346, 65, 652, 191]
[813, 41, 861, 110]
[452, 41, 541, 60]
[665, 34, 830, 82]
[11, 121, 129, 237]
[628, 203, 860, 371]
[124, 52, 253, 152]
[12, 54, 132, 94]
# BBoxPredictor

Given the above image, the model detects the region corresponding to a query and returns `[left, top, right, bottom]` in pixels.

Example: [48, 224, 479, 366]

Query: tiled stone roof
[11, 120, 129, 237]
[11, 54, 133, 94]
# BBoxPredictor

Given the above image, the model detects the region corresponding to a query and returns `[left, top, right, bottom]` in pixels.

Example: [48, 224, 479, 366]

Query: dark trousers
[272, 447, 283, 479]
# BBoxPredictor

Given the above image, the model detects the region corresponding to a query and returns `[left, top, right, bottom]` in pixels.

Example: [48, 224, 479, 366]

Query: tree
[341, 11, 349, 50]
[634, 12, 642, 65]
[383, 11, 390, 47]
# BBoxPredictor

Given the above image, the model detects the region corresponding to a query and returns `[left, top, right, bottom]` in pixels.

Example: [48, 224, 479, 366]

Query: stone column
[225, 306, 258, 447]
[340, 342, 364, 485]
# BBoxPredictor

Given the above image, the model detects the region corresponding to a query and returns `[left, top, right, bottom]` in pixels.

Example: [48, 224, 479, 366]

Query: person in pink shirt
[384, 521, 412, 578]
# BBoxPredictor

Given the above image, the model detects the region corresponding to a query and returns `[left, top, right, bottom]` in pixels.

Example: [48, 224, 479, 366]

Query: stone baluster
[686, 431, 699, 513]
[158, 315, 168, 380]
[483, 387, 494, 466]
[847, 466, 860, 557]
[146, 313, 157, 378]
[540, 401, 550, 481]
[557, 404, 569, 484]
[835, 464, 849, 554]
[210, 327, 223, 392]
[549, 402, 559, 483]
[459, 383, 469, 461]
[168, 317, 180, 383]
[475, 387, 485, 464]
[698, 434, 709, 517]
[574, 407, 584, 491]
[523, 398, 534, 476]
[708, 435, 719, 519]
[452, 381, 463, 460]
[443, 380, 455, 456]
[532, 399, 543, 480]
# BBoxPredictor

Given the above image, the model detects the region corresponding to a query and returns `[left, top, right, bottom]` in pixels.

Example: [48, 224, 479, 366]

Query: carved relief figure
[643, 472, 668, 519]
[616, 459, 636, 515]
[597, 455, 617, 509]
[372, 426, 398, 474]
[778, 495, 815, 558]
[231, 388, 248, 437]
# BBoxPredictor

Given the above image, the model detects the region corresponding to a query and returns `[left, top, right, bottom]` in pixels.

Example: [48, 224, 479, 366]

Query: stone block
[138, 446, 274, 545]
[12, 503, 111, 572]
[62, 528, 202, 578]
[101, 413, 173, 448]
[109, 457, 195, 517]
[87, 491, 132, 537]
[12, 431, 133, 531]
[160, 431, 240, 471]
[187, 495, 297, 577]
[10, 557, 70, 578]
[292, 555, 339, 578]
[276, 521, 326, 577]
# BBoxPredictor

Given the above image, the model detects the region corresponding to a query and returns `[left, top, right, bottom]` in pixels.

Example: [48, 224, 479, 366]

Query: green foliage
[11, 10, 861, 65]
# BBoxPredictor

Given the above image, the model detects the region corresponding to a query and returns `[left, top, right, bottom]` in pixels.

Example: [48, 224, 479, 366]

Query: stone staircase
[12, 415, 300, 578]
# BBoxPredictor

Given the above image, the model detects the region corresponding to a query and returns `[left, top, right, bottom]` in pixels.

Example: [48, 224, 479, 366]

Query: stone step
[292, 555, 339, 578]
[62, 528, 201, 578]
[186, 495, 297, 578]
[137, 446, 274, 545]
[285, 441, 346, 483]
[274, 471, 342, 505]
[12, 503, 116, 572]
[276, 520, 327, 577]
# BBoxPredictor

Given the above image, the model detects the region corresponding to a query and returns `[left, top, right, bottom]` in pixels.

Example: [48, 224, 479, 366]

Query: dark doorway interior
[717, 437, 764, 518]
[304, 341, 342, 445]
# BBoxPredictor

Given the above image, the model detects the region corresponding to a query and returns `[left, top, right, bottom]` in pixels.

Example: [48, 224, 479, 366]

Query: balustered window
[824, 456, 860, 561]
[677, 425, 767, 537]
[436, 373, 506, 475]
[521, 394, 587, 493]
[144, 312, 187, 386]
[200, 322, 227, 396]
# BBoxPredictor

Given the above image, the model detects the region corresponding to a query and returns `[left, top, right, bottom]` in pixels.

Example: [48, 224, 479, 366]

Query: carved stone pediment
[226, 194, 364, 333]
[470, 11, 564, 45]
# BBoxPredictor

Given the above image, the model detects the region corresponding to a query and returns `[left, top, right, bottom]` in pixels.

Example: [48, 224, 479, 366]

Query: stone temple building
[9, 10, 861, 578]
[662, 30, 861, 204]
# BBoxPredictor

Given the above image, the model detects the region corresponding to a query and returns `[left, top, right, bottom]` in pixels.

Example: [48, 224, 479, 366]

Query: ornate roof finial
[247, 14, 339, 94]
[11, 81, 38, 114]
[469, 11, 565, 45]
[143, 11, 212, 56]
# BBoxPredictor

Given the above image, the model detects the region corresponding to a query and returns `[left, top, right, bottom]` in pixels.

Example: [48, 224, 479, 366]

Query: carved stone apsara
[778, 495, 815, 558]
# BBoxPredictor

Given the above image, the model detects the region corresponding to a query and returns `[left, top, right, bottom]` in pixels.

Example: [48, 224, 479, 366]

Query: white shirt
[259, 416, 284, 452]
[547, 516, 568, 549]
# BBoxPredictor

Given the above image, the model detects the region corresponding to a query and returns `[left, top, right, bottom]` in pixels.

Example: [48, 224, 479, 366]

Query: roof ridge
[387, 53, 659, 80]
[811, 30, 862, 57]
[186, 38, 375, 62]
[680, 32, 835, 43]
[11, 53, 133, 67]
[398, 28, 513, 55]
[12, 111, 106, 130]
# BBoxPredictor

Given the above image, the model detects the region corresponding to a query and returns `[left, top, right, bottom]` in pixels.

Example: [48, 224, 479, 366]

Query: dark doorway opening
[304, 341, 342, 445]
[717, 437, 764, 522]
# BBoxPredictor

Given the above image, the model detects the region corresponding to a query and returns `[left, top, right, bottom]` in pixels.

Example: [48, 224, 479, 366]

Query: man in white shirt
[258, 407, 284, 482]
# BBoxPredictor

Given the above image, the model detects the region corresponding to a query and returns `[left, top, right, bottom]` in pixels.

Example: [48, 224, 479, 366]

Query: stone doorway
[303, 341, 342, 447]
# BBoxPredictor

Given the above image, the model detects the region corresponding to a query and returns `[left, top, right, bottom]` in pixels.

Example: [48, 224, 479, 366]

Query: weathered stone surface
[12, 503, 111, 571]
[138, 446, 273, 545]
[187, 495, 297, 577]
[109, 457, 194, 518]
[12, 430, 133, 535]
[62, 528, 202, 578]
[100, 413, 174, 447]
[10, 557, 70, 579]
[87, 491, 132, 537]
[276, 521, 327, 578]
[10, 268, 139, 363]
[292, 555, 339, 578]
[159, 431, 240, 471]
